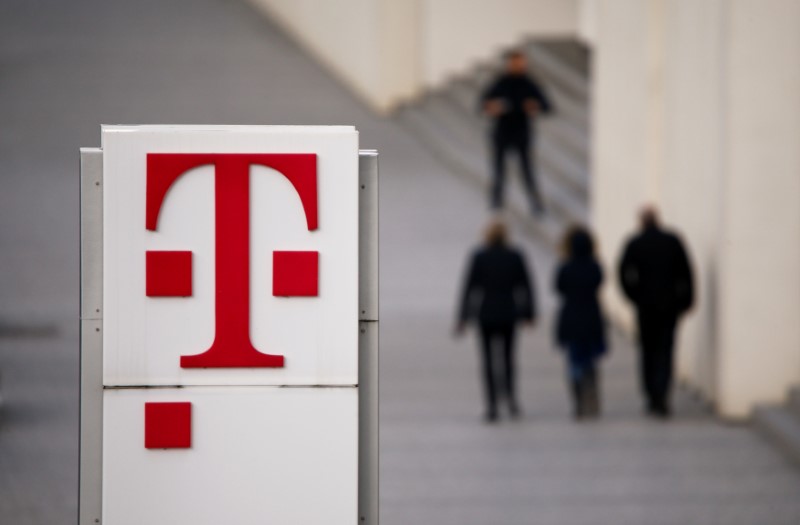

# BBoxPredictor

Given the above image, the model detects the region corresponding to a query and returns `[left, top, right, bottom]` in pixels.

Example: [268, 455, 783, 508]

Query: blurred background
[1, 0, 799, 523]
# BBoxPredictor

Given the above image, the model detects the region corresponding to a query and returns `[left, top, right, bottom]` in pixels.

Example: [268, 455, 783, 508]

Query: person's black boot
[585, 369, 601, 418]
[653, 399, 672, 419]
[571, 380, 584, 420]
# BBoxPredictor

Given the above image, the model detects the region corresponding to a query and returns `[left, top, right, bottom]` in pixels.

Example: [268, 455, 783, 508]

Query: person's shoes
[484, 410, 499, 424]
[653, 405, 672, 419]
[645, 402, 672, 419]
[509, 401, 522, 420]
[584, 374, 600, 417]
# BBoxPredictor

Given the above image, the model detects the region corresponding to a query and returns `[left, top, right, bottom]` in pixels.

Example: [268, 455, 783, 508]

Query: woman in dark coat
[555, 227, 607, 419]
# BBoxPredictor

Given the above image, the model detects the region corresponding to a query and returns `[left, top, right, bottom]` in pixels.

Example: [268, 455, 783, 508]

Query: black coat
[555, 256, 606, 348]
[481, 74, 552, 141]
[619, 226, 694, 315]
[459, 244, 535, 326]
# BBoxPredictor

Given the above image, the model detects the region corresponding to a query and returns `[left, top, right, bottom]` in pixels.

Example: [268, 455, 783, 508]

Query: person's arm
[480, 78, 505, 117]
[595, 262, 605, 290]
[516, 252, 536, 323]
[555, 264, 569, 296]
[456, 252, 481, 333]
[618, 240, 639, 303]
[524, 79, 553, 116]
[673, 236, 694, 313]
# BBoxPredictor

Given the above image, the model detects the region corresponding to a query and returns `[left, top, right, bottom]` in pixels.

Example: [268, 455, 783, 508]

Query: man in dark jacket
[457, 220, 536, 422]
[481, 49, 552, 215]
[619, 207, 694, 418]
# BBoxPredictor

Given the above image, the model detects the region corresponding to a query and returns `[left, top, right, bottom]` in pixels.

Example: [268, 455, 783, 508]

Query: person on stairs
[456, 219, 536, 423]
[619, 206, 694, 419]
[555, 226, 608, 420]
[481, 49, 553, 216]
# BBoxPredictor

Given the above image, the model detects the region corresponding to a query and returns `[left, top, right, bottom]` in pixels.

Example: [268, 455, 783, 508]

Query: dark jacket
[555, 234, 606, 348]
[481, 73, 552, 141]
[619, 226, 694, 315]
[459, 244, 535, 326]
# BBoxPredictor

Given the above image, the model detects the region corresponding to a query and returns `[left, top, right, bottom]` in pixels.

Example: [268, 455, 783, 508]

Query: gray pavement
[1, 1, 799, 524]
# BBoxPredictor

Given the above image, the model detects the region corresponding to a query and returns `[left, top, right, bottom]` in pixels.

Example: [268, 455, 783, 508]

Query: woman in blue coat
[555, 227, 607, 419]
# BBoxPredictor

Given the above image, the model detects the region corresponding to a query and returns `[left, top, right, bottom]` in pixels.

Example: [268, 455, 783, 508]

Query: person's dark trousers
[636, 309, 677, 415]
[567, 344, 601, 418]
[490, 133, 542, 212]
[479, 323, 518, 419]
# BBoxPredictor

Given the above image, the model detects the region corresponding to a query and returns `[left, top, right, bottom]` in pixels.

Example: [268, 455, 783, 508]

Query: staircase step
[396, 105, 565, 245]
[789, 388, 800, 419]
[403, 99, 587, 226]
[525, 41, 589, 101]
[440, 87, 589, 172]
[533, 39, 590, 80]
[422, 82, 589, 180]
[429, 91, 589, 199]
[540, 117, 589, 164]
[452, 74, 589, 142]
[396, 104, 587, 241]
[473, 42, 589, 104]
[753, 405, 800, 466]
[397, 37, 592, 246]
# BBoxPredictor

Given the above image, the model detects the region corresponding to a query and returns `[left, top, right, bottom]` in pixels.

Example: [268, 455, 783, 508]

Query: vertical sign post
[79, 126, 378, 525]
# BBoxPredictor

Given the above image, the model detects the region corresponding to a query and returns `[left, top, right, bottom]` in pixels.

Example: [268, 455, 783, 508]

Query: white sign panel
[97, 125, 360, 525]
[103, 387, 357, 525]
[102, 125, 358, 386]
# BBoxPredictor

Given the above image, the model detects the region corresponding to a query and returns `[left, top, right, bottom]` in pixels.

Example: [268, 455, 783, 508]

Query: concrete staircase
[395, 39, 590, 245]
[754, 386, 800, 466]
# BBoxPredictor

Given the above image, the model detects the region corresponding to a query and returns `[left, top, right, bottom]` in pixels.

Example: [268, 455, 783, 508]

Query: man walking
[456, 220, 536, 422]
[619, 207, 694, 418]
[481, 49, 552, 215]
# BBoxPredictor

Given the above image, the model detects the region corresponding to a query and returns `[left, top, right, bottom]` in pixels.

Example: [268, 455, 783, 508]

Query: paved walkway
[0, 1, 798, 524]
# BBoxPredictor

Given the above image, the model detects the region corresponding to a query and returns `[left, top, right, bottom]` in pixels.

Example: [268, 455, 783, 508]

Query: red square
[145, 402, 192, 449]
[146, 250, 192, 297]
[273, 251, 319, 297]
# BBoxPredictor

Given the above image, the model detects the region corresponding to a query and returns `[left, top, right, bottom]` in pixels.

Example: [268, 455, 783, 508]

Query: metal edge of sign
[358, 150, 379, 525]
[79, 147, 103, 525]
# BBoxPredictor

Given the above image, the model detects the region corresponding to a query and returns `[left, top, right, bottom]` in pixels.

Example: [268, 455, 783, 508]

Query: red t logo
[145, 153, 318, 369]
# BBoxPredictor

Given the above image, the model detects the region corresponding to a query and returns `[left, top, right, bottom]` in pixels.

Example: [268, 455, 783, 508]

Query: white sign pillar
[79, 126, 378, 525]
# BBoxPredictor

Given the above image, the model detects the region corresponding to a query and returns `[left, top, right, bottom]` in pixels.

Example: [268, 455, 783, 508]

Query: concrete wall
[716, 0, 800, 417]
[659, 0, 727, 401]
[577, 0, 599, 46]
[247, 0, 578, 112]
[591, 0, 800, 418]
[420, 0, 578, 87]
[246, 0, 420, 113]
[590, 0, 654, 335]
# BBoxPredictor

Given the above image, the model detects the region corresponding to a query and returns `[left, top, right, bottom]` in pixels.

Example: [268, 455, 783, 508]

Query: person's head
[504, 50, 528, 75]
[639, 205, 659, 230]
[562, 225, 595, 260]
[484, 218, 508, 247]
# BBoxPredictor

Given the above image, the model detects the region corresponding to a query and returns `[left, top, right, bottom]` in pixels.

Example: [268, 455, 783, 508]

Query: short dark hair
[640, 205, 659, 228]
[484, 219, 508, 246]
[561, 225, 595, 259]
[504, 49, 526, 61]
